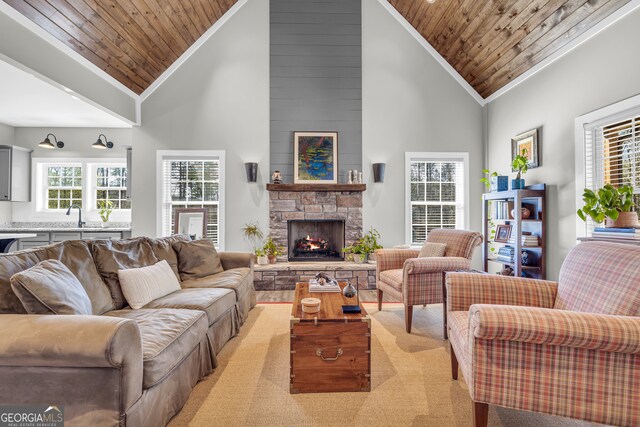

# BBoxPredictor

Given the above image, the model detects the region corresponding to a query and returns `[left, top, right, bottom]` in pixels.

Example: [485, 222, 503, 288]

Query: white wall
[362, 0, 485, 250]
[10, 127, 131, 223]
[0, 9, 136, 124]
[486, 8, 640, 279]
[132, 0, 269, 251]
[0, 122, 15, 222]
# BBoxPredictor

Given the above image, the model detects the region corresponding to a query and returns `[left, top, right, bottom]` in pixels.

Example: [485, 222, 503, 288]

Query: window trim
[156, 150, 226, 250]
[574, 93, 640, 239]
[404, 152, 470, 246]
[32, 157, 130, 222]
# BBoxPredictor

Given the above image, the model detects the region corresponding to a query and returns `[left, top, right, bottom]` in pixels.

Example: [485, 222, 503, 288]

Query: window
[581, 105, 640, 234]
[405, 153, 468, 245]
[33, 159, 130, 222]
[158, 151, 225, 249]
[96, 166, 130, 209]
[45, 165, 82, 210]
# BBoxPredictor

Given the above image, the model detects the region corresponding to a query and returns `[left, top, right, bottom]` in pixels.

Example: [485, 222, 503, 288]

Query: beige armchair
[376, 229, 482, 333]
[447, 241, 640, 427]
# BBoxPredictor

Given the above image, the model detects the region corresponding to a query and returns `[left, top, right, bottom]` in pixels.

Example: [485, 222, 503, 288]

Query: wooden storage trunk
[290, 282, 371, 394]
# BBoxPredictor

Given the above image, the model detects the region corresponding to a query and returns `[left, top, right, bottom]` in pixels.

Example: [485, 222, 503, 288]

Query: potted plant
[263, 235, 284, 264]
[577, 183, 638, 228]
[255, 248, 268, 265]
[361, 227, 383, 263]
[242, 221, 264, 263]
[343, 240, 369, 264]
[481, 169, 507, 192]
[98, 200, 114, 228]
[511, 149, 529, 190]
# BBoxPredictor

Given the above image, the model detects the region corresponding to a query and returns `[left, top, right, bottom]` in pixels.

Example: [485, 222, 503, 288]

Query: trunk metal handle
[316, 348, 343, 361]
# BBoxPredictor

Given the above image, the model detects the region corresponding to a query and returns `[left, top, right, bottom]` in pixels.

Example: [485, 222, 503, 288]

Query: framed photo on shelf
[494, 224, 512, 243]
[293, 131, 338, 184]
[511, 128, 539, 169]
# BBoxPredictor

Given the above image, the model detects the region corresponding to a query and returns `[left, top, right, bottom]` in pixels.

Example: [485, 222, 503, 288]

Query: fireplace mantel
[266, 183, 366, 192]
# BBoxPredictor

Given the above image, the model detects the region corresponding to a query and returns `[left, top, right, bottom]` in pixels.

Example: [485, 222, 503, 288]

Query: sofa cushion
[91, 238, 159, 309]
[47, 240, 115, 314]
[143, 288, 235, 326]
[118, 261, 181, 309]
[379, 269, 403, 293]
[172, 239, 224, 281]
[0, 246, 51, 314]
[10, 260, 92, 315]
[104, 308, 208, 389]
[418, 242, 447, 258]
[146, 235, 191, 281]
[181, 268, 253, 300]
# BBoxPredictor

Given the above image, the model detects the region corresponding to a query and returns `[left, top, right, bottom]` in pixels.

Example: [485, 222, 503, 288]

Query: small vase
[257, 256, 268, 265]
[511, 179, 525, 190]
[342, 281, 357, 298]
[101, 221, 109, 228]
[267, 255, 277, 264]
[352, 254, 366, 264]
[510, 207, 531, 219]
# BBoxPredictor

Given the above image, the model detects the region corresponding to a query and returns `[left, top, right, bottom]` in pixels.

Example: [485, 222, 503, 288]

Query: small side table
[442, 269, 487, 339]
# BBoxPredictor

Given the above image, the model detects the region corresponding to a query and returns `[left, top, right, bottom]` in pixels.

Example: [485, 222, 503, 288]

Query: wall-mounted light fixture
[92, 134, 114, 150]
[245, 162, 258, 182]
[373, 163, 386, 183]
[38, 133, 64, 149]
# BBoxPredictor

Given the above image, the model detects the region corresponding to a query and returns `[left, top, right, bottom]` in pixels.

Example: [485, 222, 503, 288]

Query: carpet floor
[168, 303, 604, 427]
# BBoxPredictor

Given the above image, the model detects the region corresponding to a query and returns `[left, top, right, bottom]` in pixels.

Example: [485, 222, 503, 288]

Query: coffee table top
[291, 282, 368, 322]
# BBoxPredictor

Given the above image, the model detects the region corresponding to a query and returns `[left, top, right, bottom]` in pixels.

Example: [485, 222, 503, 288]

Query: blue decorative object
[490, 176, 508, 192]
[511, 179, 525, 189]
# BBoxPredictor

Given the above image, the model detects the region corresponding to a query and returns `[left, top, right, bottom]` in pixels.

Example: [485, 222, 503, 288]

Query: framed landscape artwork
[293, 132, 338, 184]
[511, 128, 540, 170]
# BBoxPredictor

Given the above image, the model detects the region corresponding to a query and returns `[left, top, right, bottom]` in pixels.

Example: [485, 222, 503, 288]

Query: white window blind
[160, 156, 223, 246]
[407, 154, 466, 245]
[584, 110, 640, 231]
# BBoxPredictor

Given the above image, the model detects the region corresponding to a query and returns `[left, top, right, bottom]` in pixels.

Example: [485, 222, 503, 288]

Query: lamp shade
[38, 133, 64, 149]
[92, 134, 114, 149]
[245, 162, 258, 182]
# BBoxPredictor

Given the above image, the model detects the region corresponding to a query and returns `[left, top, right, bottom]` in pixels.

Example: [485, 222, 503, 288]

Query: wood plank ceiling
[389, 0, 631, 98]
[2, 0, 633, 99]
[3, 0, 239, 94]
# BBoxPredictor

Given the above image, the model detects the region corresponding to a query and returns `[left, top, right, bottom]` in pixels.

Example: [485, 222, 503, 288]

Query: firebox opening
[287, 220, 345, 261]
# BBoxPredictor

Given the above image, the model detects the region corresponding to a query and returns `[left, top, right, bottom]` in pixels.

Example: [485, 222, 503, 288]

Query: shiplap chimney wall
[270, 0, 362, 183]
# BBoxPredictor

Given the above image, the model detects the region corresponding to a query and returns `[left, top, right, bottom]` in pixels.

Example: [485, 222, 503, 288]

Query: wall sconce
[38, 133, 64, 149]
[245, 162, 258, 182]
[92, 134, 114, 150]
[373, 163, 386, 183]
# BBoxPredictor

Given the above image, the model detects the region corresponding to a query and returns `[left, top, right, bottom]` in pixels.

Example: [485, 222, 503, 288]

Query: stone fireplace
[267, 185, 364, 261]
[288, 219, 345, 261]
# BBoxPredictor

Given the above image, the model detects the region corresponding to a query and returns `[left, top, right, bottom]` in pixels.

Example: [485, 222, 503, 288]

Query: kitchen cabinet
[13, 230, 130, 251]
[0, 145, 32, 202]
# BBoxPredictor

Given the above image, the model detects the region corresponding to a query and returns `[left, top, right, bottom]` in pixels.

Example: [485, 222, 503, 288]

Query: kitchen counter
[0, 223, 132, 251]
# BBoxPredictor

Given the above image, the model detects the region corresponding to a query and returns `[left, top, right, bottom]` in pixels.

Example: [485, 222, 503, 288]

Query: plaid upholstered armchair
[447, 241, 640, 427]
[376, 229, 482, 333]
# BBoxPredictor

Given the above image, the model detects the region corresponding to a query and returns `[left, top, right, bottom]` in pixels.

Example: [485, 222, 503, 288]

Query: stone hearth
[253, 261, 376, 291]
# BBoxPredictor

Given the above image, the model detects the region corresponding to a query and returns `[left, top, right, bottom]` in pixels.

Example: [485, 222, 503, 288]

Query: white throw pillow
[117, 260, 180, 309]
[418, 242, 447, 258]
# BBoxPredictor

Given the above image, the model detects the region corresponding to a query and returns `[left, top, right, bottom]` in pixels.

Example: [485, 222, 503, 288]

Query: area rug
[169, 303, 603, 427]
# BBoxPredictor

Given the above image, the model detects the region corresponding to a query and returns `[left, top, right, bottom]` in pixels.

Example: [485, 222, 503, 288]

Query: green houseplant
[254, 247, 268, 265]
[577, 184, 638, 227]
[98, 200, 114, 228]
[361, 227, 383, 262]
[344, 227, 383, 264]
[511, 149, 529, 190]
[263, 235, 284, 264]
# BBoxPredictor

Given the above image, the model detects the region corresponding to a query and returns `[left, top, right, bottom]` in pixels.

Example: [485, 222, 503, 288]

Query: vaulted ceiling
[389, 0, 631, 98]
[3, 0, 239, 94]
[2, 0, 633, 99]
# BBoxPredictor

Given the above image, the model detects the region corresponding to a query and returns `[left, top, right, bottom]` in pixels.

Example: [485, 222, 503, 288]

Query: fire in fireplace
[287, 220, 345, 261]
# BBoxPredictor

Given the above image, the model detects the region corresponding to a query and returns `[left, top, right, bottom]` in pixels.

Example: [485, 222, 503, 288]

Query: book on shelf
[591, 231, 640, 240]
[593, 227, 640, 234]
[507, 235, 539, 246]
[496, 255, 513, 263]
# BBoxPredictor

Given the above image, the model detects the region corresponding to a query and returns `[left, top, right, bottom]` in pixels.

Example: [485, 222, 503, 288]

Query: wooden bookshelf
[482, 185, 546, 279]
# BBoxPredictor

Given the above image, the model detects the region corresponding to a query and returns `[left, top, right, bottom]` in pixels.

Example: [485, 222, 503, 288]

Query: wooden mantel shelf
[266, 183, 366, 192]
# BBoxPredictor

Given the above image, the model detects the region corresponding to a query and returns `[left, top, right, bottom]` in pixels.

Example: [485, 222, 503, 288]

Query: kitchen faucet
[66, 204, 85, 228]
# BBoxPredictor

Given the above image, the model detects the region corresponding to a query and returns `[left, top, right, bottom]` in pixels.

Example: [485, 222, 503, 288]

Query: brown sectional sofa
[0, 235, 255, 426]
